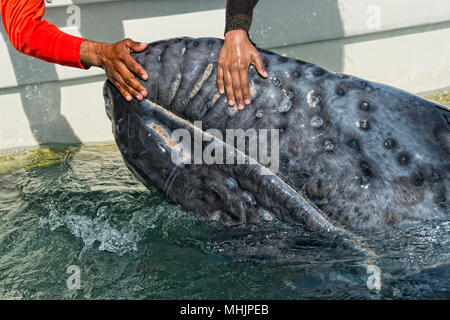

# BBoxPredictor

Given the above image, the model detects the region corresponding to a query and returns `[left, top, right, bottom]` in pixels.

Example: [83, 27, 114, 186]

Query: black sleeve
[225, 0, 259, 34]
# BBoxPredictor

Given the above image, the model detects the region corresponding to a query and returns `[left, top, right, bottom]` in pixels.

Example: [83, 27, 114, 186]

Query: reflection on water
[0, 144, 448, 299]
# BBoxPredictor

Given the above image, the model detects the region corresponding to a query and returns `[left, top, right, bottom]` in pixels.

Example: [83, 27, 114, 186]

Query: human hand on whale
[1, 0, 261, 108]
[79, 30, 268, 110]
[77, 1, 265, 108]
[217, 30, 268, 110]
[79, 39, 150, 103]
[78, 30, 268, 110]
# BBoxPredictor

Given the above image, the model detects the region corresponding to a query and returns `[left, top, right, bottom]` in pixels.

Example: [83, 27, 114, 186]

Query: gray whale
[104, 37, 449, 233]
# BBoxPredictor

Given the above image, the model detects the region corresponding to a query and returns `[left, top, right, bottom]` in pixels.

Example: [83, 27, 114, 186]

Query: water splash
[39, 203, 155, 257]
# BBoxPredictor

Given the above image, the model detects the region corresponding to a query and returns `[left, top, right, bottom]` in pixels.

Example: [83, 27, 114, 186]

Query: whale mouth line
[140, 98, 371, 242]
[140, 97, 380, 267]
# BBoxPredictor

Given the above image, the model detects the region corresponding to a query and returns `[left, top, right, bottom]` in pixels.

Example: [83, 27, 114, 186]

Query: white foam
[38, 203, 156, 257]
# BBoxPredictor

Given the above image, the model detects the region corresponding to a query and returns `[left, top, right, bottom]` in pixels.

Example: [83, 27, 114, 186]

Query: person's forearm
[225, 0, 259, 34]
[1, 0, 87, 69]
[79, 40, 103, 68]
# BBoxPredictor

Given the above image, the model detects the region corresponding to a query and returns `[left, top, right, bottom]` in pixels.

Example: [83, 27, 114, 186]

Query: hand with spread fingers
[217, 30, 268, 110]
[80, 38, 149, 102]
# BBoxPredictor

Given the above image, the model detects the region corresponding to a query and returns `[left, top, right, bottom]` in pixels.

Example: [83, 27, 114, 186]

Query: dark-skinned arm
[217, 0, 268, 110]
[80, 39, 148, 102]
[0, 0, 148, 102]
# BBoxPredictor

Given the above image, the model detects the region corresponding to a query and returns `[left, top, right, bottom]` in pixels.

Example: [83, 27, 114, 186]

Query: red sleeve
[1, 0, 87, 69]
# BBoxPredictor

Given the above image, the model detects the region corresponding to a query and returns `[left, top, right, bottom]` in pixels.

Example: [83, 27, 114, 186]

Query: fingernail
[137, 95, 143, 100]
[244, 99, 251, 105]
[142, 74, 148, 80]
[219, 88, 224, 94]
[126, 95, 132, 101]
[228, 100, 234, 106]
[141, 91, 147, 97]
